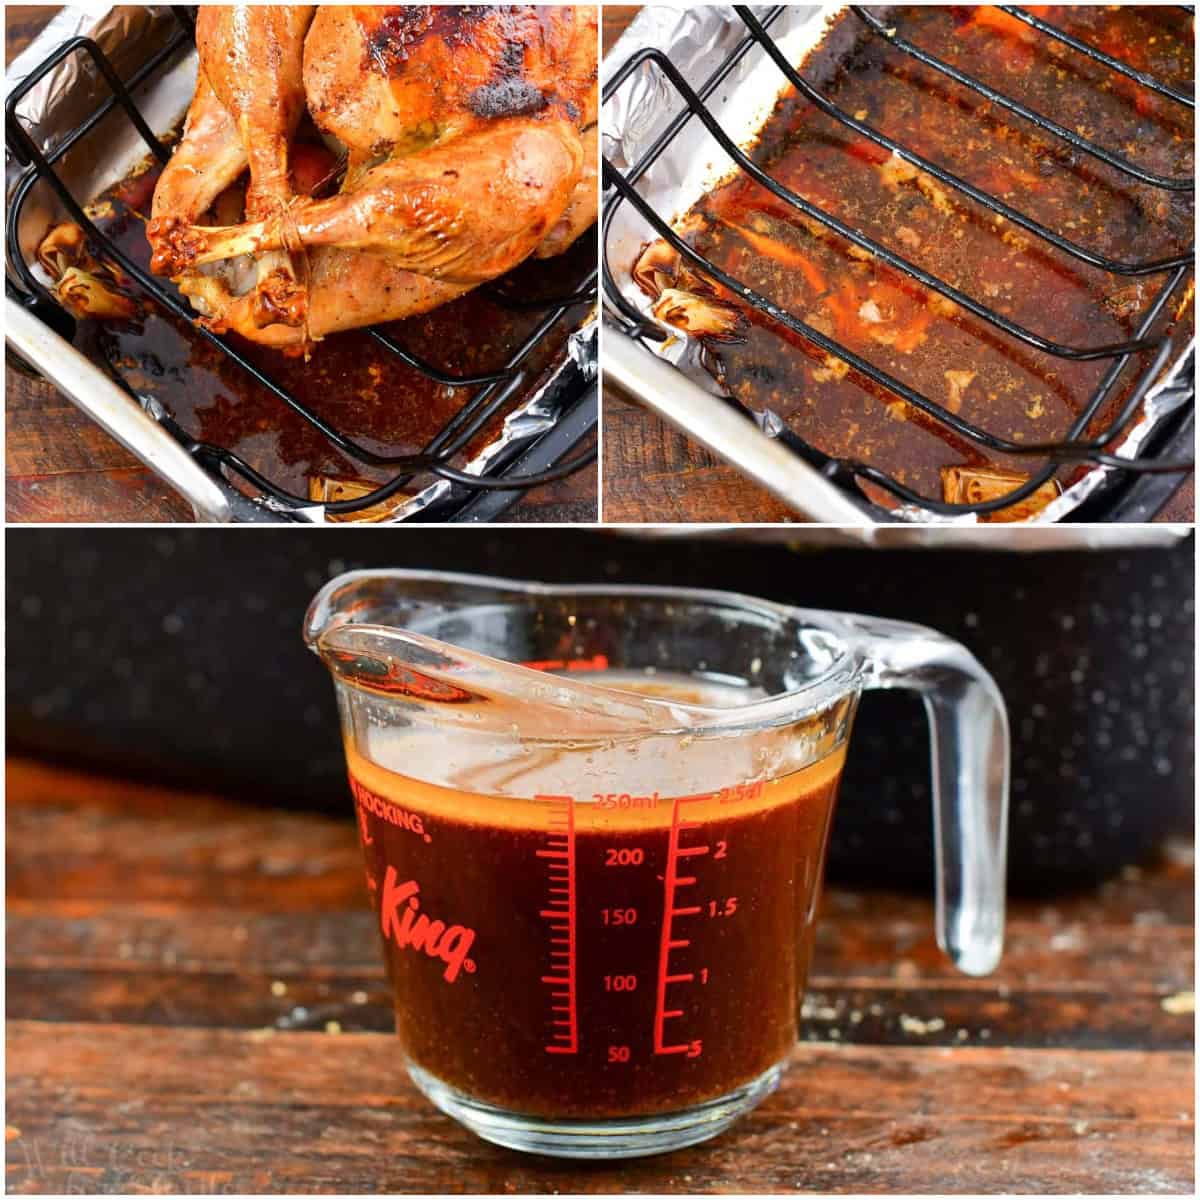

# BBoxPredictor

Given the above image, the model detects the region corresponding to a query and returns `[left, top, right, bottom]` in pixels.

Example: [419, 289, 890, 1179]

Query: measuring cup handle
[844, 615, 1009, 976]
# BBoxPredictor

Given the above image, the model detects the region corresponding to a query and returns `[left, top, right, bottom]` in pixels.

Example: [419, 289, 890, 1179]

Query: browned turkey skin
[147, 5, 598, 353]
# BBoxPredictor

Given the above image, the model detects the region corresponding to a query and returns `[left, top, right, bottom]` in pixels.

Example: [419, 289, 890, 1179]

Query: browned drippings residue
[635, 5, 1194, 514]
[66, 160, 593, 510]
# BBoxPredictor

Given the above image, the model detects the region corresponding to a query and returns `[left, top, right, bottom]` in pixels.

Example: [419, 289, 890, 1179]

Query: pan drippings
[346, 677, 845, 1118]
[635, 5, 1194, 514]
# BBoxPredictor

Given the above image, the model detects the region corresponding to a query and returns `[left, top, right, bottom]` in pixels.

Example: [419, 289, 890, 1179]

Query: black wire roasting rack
[6, 9, 598, 522]
[602, 5, 1195, 520]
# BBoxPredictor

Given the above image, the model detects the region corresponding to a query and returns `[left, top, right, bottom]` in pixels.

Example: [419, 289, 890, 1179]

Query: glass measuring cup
[304, 569, 1008, 1158]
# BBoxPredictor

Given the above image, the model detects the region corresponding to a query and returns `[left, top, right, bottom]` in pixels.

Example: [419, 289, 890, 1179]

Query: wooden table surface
[4, 6, 596, 524]
[6, 755, 1194, 1194]
[598, 6, 1194, 525]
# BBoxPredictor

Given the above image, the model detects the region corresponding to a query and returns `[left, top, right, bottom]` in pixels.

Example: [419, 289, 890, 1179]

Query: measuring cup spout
[303, 569, 715, 737]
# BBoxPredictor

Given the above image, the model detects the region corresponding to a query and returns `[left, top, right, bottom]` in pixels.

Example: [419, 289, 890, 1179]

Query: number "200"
[604, 847, 644, 866]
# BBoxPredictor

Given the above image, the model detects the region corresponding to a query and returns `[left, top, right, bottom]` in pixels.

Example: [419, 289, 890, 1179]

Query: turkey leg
[148, 73, 246, 240]
[152, 117, 584, 284]
[181, 247, 471, 349]
[195, 4, 315, 328]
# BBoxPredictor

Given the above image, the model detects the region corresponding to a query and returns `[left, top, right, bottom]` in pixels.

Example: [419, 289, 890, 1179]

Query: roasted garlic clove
[631, 239, 681, 298]
[941, 465, 1062, 522]
[652, 287, 746, 342]
[36, 221, 138, 321]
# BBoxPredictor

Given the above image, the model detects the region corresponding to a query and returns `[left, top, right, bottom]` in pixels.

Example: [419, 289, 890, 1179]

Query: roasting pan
[602, 5, 1196, 524]
[5, 7, 598, 523]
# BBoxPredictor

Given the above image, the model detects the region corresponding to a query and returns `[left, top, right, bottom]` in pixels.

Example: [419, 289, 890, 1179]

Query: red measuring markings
[536, 794, 579, 1054]
[653, 792, 713, 1057]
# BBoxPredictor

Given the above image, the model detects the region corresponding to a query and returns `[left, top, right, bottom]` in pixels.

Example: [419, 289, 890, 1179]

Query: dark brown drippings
[350, 751, 843, 1118]
[643, 5, 1194, 511]
[69, 162, 593, 507]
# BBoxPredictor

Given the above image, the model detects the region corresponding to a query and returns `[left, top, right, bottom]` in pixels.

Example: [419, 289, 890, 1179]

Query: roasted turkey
[147, 5, 598, 353]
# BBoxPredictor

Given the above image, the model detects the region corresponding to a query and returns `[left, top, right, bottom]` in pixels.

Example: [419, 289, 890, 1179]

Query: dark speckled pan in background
[4, 529, 1192, 895]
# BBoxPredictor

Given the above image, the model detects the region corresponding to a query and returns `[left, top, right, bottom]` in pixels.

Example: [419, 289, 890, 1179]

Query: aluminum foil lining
[296, 313, 598, 524]
[7, 5, 597, 525]
[5, 7, 175, 135]
[602, 4, 1195, 526]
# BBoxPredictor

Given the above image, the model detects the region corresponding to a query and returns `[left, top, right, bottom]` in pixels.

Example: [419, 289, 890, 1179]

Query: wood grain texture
[6, 1023, 1192, 1195]
[4, 6, 596, 525]
[603, 383, 800, 523]
[597, 6, 1194, 526]
[5, 756, 1194, 1193]
[6, 969, 1193, 1052]
[603, 5, 643, 53]
[5, 5, 58, 64]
